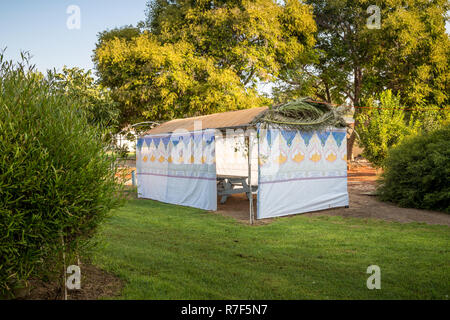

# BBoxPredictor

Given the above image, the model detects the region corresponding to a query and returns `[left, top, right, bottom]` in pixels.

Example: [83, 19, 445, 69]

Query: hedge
[377, 125, 450, 213]
[0, 56, 122, 296]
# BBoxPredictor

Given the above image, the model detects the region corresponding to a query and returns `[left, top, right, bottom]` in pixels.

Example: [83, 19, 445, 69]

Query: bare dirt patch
[216, 164, 450, 226]
[23, 263, 124, 300]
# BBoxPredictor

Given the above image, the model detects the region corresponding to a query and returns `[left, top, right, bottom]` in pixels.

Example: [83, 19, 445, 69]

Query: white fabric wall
[215, 130, 258, 185]
[136, 129, 217, 210]
[257, 125, 349, 219]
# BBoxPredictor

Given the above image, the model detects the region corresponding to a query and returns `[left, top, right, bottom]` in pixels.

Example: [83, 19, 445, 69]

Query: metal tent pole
[247, 134, 254, 225]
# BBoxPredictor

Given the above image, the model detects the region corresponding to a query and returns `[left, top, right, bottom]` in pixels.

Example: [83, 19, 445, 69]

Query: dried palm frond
[253, 97, 347, 131]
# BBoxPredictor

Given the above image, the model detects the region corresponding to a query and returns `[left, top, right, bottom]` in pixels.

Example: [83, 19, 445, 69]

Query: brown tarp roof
[146, 107, 268, 135]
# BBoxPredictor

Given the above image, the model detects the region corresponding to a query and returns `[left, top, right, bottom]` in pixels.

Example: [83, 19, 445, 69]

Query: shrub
[0, 55, 123, 296]
[356, 90, 419, 167]
[377, 125, 450, 213]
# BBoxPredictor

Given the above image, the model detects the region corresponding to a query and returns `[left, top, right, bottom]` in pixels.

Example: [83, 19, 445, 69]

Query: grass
[92, 199, 450, 299]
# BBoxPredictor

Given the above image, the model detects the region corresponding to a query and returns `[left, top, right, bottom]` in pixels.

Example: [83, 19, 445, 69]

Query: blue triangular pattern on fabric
[144, 137, 153, 147]
[193, 133, 203, 145]
[300, 132, 313, 146]
[205, 134, 215, 145]
[136, 138, 144, 151]
[332, 132, 346, 148]
[281, 130, 296, 147]
[182, 134, 191, 146]
[266, 129, 272, 147]
[317, 131, 331, 146]
[152, 137, 161, 148]
[162, 136, 171, 148]
[171, 136, 181, 147]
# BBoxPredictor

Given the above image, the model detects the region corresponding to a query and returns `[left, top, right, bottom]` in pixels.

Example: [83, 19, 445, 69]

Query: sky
[0, 1, 449, 77]
[0, 0, 147, 73]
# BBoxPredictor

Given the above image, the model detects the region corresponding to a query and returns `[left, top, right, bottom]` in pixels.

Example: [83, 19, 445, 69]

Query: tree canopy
[272, 0, 449, 159]
[274, 0, 450, 107]
[49, 67, 119, 132]
[94, 0, 317, 127]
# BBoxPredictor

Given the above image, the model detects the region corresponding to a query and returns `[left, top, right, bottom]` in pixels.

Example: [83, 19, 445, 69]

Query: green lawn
[92, 199, 449, 299]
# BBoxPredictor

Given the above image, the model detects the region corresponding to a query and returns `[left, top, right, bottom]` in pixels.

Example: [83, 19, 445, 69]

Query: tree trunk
[347, 126, 357, 161]
[347, 67, 362, 161]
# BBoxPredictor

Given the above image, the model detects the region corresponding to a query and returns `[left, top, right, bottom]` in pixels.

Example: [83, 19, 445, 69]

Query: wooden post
[247, 134, 254, 225]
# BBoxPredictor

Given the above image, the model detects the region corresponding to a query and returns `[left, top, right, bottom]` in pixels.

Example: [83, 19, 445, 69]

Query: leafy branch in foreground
[0, 54, 124, 297]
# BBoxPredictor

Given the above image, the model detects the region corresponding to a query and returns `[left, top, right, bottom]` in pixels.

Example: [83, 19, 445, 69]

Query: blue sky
[0, 0, 147, 72]
[0, 1, 449, 75]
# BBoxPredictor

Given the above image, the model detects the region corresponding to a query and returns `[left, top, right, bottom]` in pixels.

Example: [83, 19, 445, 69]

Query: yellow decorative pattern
[277, 154, 287, 164]
[326, 153, 337, 162]
[292, 153, 304, 163]
[310, 153, 321, 162]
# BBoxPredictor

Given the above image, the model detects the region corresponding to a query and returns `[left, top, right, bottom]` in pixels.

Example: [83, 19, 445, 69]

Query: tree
[93, 0, 317, 127]
[355, 90, 419, 167]
[49, 67, 119, 132]
[274, 0, 450, 159]
[95, 33, 266, 126]
[368, 1, 450, 107]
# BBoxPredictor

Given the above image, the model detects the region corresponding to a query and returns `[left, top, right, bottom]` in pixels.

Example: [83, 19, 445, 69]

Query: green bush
[0, 55, 123, 296]
[377, 125, 450, 213]
[356, 90, 419, 167]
